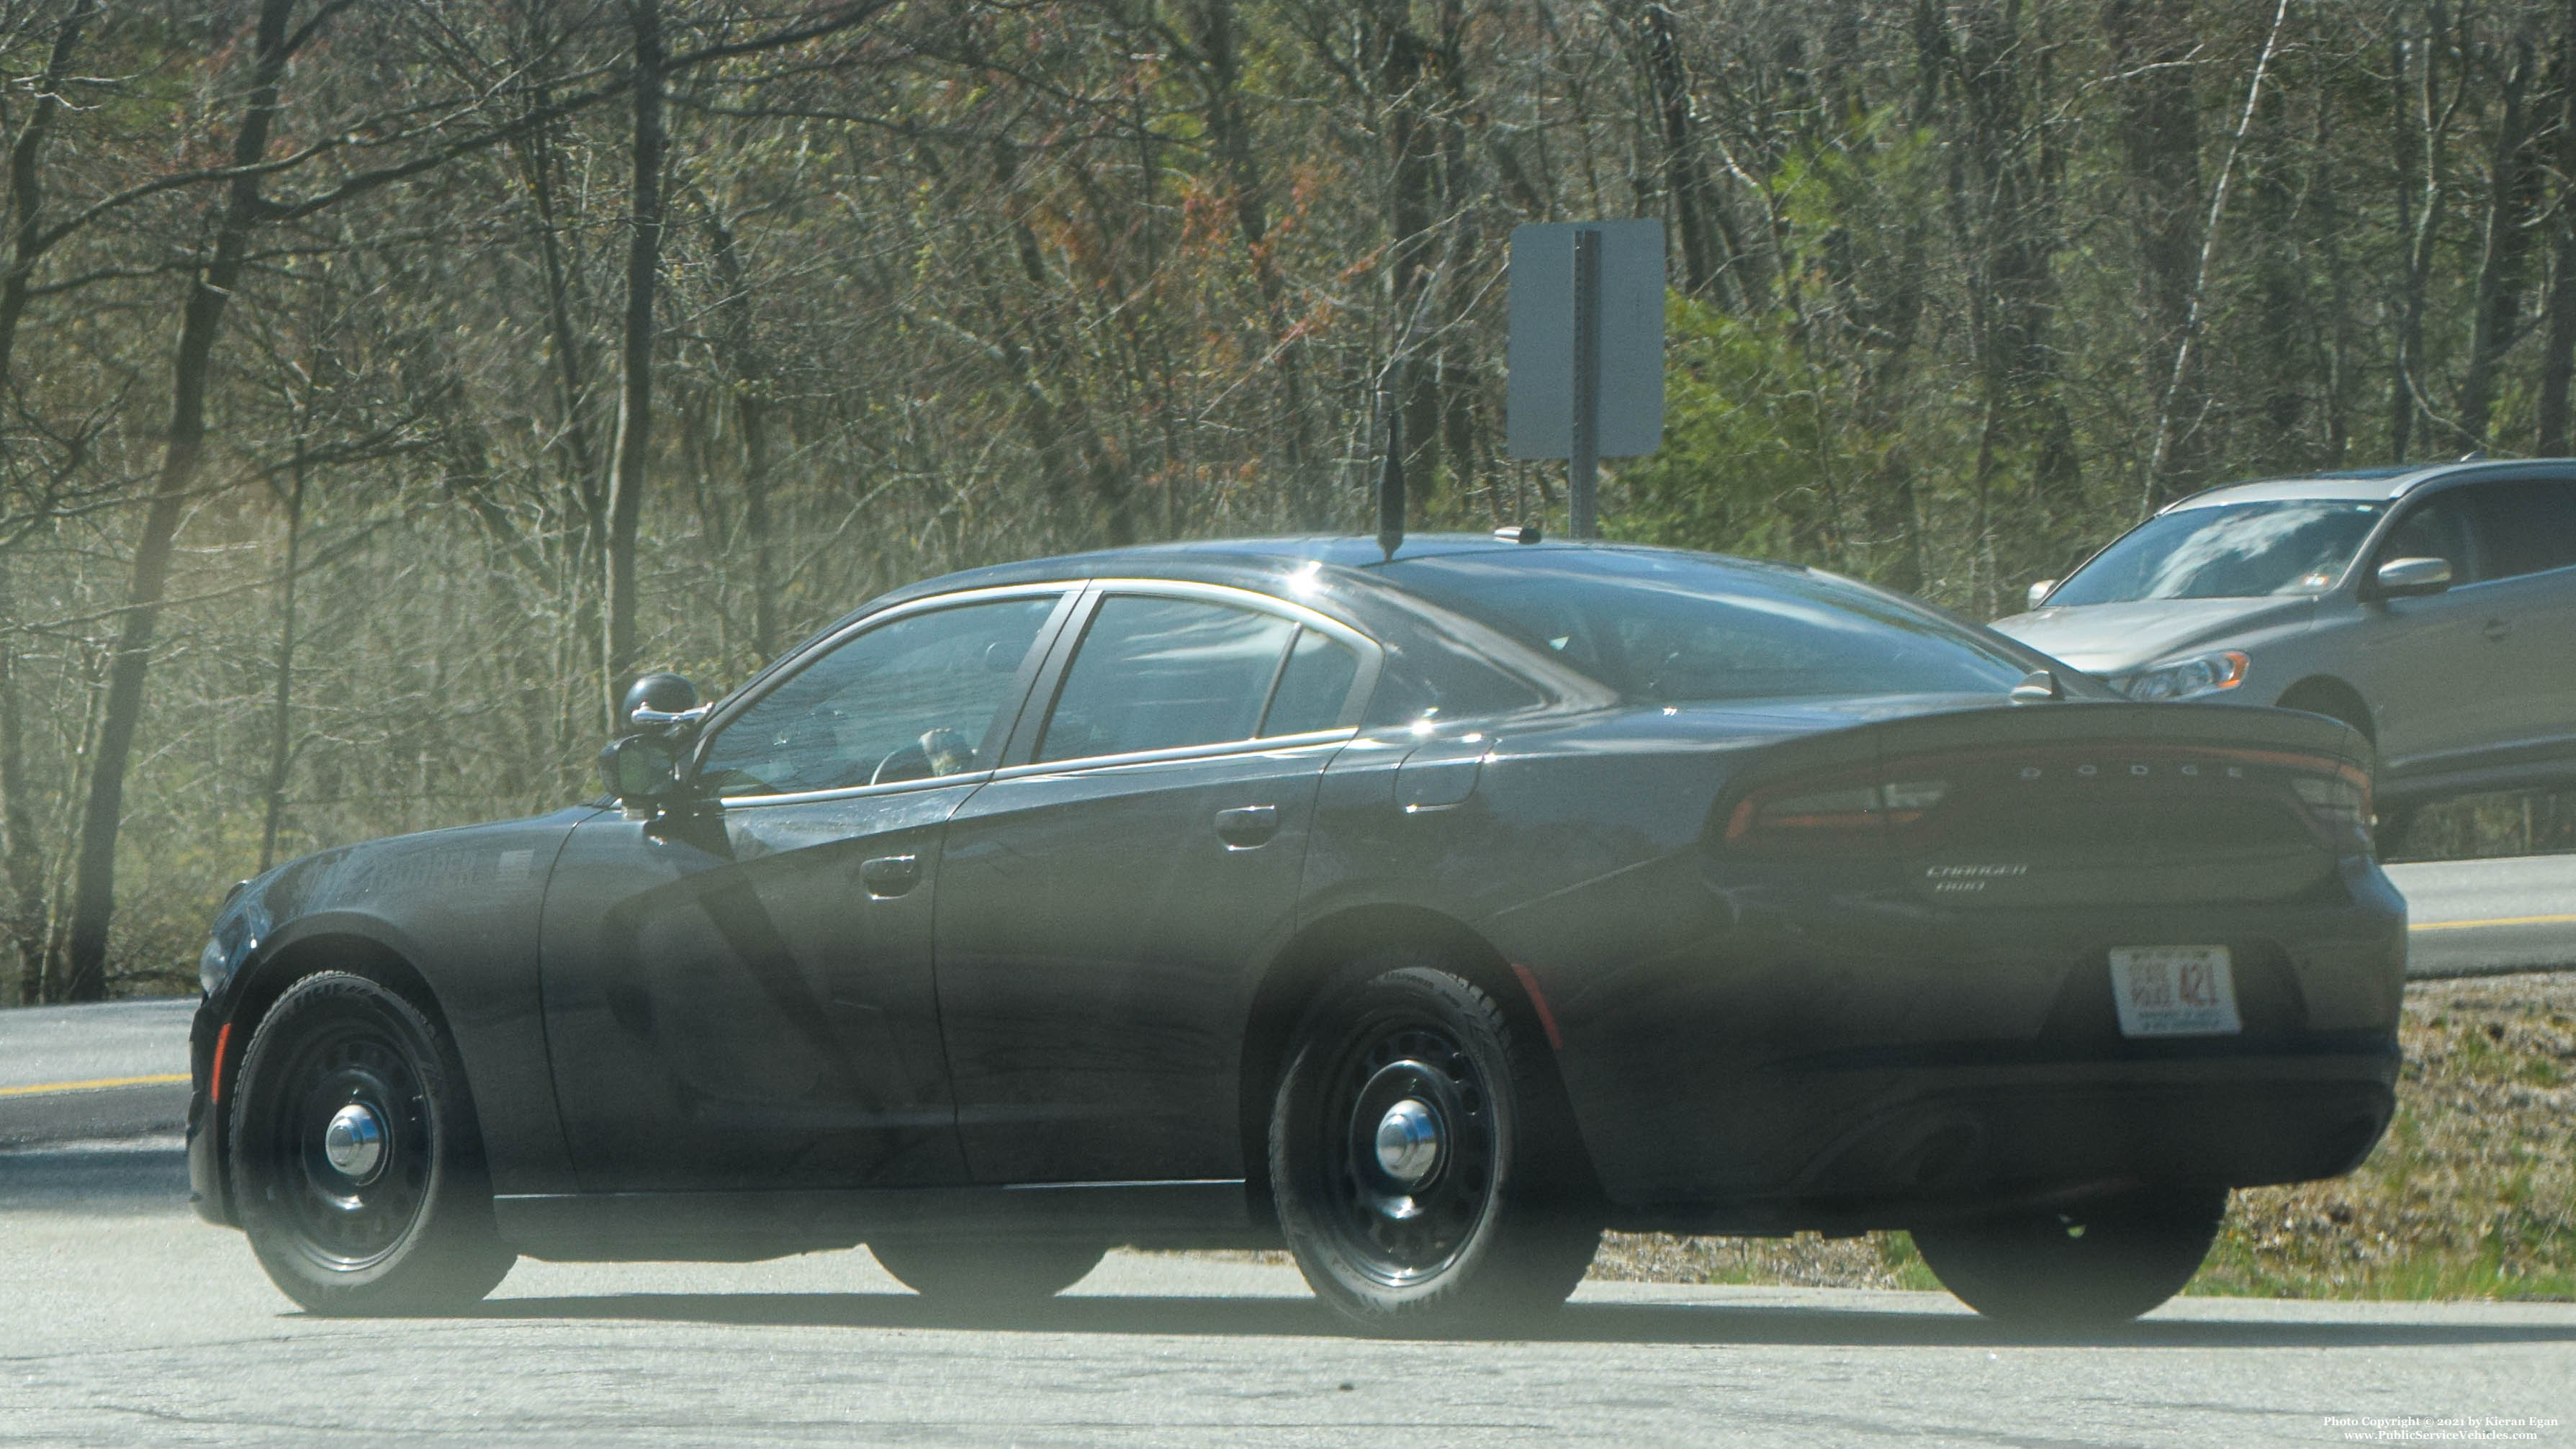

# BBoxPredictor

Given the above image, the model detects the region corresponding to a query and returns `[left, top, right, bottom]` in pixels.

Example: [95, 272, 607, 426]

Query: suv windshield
[2048, 500, 2385, 605]
[1382, 549, 2030, 704]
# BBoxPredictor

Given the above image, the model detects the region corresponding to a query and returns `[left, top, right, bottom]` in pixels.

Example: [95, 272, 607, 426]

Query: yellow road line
[0, 1073, 187, 1098]
[2410, 913, 2576, 932]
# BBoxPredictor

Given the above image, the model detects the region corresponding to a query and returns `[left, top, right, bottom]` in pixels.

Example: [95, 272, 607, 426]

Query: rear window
[1381, 549, 2030, 705]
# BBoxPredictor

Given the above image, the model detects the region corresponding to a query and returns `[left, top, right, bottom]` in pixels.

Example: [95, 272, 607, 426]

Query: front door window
[701, 595, 1061, 796]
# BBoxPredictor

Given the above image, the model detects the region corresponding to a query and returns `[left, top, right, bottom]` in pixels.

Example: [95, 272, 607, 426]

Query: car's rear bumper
[1520, 850, 2408, 1226]
[1596, 1042, 2395, 1234]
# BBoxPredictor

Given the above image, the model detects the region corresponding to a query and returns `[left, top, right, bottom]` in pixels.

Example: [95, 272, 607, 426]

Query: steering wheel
[870, 743, 934, 786]
[870, 727, 978, 787]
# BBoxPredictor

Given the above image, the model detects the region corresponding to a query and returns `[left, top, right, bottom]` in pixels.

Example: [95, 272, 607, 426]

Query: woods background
[0, 0, 2567, 1003]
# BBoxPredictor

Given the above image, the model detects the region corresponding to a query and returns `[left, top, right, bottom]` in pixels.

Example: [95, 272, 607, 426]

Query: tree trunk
[61, 0, 301, 1003]
[1187, 0, 1320, 524]
[258, 445, 305, 875]
[1618, 0, 1724, 305]
[704, 202, 777, 662]
[513, 122, 605, 565]
[2392, 12, 2462, 463]
[2315, 78, 2356, 465]
[603, 0, 666, 726]
[1957, 0, 2073, 513]
[2537, 7, 2576, 453]
[0, 553, 48, 1006]
[0, 1, 86, 387]
[0, 4, 86, 1004]
[2247, 73, 2309, 471]
[986, 143, 1131, 546]
[1378, 0, 1441, 511]
[2459, 35, 2543, 450]
[2107, 0, 2204, 502]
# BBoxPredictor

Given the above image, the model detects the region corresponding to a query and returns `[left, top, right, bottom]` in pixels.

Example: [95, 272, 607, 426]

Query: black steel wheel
[230, 972, 515, 1315]
[868, 1239, 1106, 1309]
[1911, 1183, 2228, 1329]
[1270, 954, 1599, 1335]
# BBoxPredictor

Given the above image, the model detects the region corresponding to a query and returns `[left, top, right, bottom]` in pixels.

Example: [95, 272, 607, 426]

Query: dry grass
[1589, 972, 2576, 1300]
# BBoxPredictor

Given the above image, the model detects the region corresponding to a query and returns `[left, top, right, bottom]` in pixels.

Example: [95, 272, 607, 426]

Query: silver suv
[1994, 460, 2576, 836]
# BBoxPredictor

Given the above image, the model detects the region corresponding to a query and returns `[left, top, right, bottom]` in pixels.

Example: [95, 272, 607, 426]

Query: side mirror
[2009, 669, 2064, 703]
[2025, 579, 2058, 610]
[2372, 556, 2454, 599]
[598, 735, 679, 808]
[622, 672, 705, 733]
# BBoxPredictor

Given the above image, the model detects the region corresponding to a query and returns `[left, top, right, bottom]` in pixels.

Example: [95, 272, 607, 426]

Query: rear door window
[1037, 595, 1300, 762]
[2461, 480, 2576, 580]
[1259, 628, 1361, 736]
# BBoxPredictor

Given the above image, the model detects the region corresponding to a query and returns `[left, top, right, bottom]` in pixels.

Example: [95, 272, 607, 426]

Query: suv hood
[1990, 595, 2317, 675]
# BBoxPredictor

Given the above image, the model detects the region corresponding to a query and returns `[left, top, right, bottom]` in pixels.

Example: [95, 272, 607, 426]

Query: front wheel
[1270, 955, 1600, 1335]
[229, 972, 515, 1315]
[1911, 1183, 2228, 1328]
[868, 1239, 1105, 1308]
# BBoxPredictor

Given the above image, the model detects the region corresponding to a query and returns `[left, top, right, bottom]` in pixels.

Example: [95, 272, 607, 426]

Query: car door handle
[2483, 617, 2511, 643]
[1214, 805, 1280, 849]
[857, 854, 922, 897]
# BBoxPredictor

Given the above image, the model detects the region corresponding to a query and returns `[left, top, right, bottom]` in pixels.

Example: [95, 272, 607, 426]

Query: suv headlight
[2115, 650, 2250, 702]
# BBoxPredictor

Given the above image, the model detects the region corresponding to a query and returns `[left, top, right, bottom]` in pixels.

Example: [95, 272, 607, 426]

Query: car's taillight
[1724, 745, 2372, 857]
[2292, 769, 2374, 853]
[1727, 775, 1950, 847]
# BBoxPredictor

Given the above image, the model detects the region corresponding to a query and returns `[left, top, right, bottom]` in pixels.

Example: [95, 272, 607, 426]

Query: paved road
[1, 1144, 2570, 1448]
[0, 998, 190, 1149]
[2386, 856, 2576, 978]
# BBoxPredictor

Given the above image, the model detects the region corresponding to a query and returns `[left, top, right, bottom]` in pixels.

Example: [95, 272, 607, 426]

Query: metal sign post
[1507, 220, 1665, 538]
[1376, 384, 1405, 560]
[1570, 230, 1601, 538]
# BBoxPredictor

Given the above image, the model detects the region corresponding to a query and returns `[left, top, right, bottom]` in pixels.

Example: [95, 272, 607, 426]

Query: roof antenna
[1377, 384, 1406, 561]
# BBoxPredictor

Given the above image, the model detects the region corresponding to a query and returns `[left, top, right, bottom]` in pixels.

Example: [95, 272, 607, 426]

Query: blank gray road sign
[1506, 220, 1665, 459]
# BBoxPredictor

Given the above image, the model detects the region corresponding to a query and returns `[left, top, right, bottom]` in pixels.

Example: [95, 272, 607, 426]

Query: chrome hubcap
[1373, 1098, 1443, 1186]
[322, 1103, 386, 1183]
[1323, 1026, 1498, 1285]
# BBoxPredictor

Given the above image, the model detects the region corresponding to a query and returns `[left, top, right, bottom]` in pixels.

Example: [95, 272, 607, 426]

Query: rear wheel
[1270, 954, 1600, 1335]
[1911, 1183, 2227, 1328]
[230, 972, 515, 1315]
[868, 1239, 1105, 1307]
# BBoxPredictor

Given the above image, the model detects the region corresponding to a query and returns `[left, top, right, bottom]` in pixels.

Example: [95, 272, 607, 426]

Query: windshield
[2048, 500, 2385, 605]
[1382, 549, 2030, 705]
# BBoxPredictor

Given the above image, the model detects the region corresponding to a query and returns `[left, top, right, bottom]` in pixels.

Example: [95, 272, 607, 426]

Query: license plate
[2107, 946, 2241, 1037]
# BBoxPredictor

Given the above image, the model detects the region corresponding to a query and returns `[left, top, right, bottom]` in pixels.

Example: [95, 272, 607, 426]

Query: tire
[229, 971, 515, 1316]
[1269, 954, 1600, 1335]
[1911, 1183, 2228, 1329]
[868, 1239, 1106, 1308]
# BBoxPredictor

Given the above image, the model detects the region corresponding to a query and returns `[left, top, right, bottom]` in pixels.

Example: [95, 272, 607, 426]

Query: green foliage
[1611, 297, 1853, 566]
